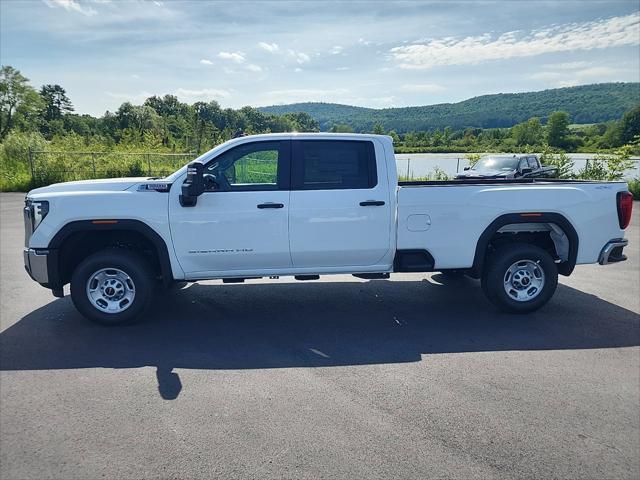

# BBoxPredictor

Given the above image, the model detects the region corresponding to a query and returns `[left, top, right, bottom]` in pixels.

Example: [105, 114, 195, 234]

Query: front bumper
[23, 248, 49, 284]
[598, 239, 628, 265]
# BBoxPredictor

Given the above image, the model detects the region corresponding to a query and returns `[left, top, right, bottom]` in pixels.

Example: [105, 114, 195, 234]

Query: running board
[352, 273, 390, 280]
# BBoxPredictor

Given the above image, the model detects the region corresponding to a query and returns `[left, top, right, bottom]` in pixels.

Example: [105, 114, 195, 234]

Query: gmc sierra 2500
[24, 133, 633, 324]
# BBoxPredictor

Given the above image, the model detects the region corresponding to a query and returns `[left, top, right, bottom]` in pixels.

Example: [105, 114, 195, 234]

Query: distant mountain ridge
[259, 83, 640, 132]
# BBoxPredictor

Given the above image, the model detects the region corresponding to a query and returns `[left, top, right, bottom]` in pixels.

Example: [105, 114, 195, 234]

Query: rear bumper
[598, 239, 628, 265]
[23, 248, 49, 283]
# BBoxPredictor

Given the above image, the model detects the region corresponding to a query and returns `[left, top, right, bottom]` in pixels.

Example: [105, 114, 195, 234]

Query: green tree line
[370, 107, 639, 154]
[1, 65, 639, 194]
[261, 83, 640, 132]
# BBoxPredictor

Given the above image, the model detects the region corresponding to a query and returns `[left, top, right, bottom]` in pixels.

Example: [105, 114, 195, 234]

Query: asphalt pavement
[1, 192, 639, 479]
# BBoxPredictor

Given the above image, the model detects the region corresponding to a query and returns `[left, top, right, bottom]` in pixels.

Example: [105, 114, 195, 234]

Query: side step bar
[352, 273, 390, 280]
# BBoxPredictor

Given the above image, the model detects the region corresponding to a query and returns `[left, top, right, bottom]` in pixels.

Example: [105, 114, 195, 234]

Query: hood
[27, 177, 150, 196]
[456, 169, 512, 179]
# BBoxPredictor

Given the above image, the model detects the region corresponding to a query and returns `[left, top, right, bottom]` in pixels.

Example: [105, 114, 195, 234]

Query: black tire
[481, 243, 558, 314]
[71, 249, 154, 325]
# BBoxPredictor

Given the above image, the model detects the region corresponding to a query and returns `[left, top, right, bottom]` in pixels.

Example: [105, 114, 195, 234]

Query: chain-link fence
[28, 149, 196, 187]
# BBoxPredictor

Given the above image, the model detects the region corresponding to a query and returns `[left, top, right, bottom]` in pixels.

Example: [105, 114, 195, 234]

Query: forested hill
[260, 83, 640, 132]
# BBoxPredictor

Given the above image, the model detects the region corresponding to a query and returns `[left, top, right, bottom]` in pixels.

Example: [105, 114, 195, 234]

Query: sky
[1, 0, 639, 116]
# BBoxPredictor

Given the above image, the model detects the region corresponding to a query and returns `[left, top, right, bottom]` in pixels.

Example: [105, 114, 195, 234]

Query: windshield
[472, 156, 518, 171]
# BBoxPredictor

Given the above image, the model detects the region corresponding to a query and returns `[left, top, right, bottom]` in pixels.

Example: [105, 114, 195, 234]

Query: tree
[511, 117, 543, 147]
[282, 112, 319, 132]
[619, 105, 640, 145]
[0, 66, 43, 139]
[546, 111, 570, 149]
[372, 122, 385, 135]
[387, 130, 401, 144]
[40, 84, 74, 121]
[330, 124, 354, 133]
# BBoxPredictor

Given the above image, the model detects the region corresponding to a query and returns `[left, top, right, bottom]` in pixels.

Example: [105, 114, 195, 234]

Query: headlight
[25, 199, 49, 232]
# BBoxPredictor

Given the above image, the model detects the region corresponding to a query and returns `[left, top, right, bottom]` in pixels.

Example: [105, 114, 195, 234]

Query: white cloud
[106, 88, 231, 105]
[265, 88, 349, 103]
[218, 51, 245, 63]
[390, 13, 640, 69]
[42, 0, 97, 16]
[287, 50, 310, 64]
[174, 88, 232, 102]
[294, 67, 302, 73]
[400, 83, 445, 93]
[358, 38, 371, 46]
[246, 64, 262, 72]
[200, 59, 213, 65]
[336, 67, 350, 71]
[531, 65, 626, 87]
[330, 45, 343, 55]
[541, 61, 591, 70]
[105, 90, 155, 103]
[258, 42, 279, 53]
[296, 52, 310, 64]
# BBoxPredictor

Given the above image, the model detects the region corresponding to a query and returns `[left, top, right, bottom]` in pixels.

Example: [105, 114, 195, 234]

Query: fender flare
[48, 219, 174, 287]
[470, 212, 579, 277]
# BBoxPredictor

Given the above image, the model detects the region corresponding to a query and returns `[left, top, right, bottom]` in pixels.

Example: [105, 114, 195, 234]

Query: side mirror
[463, 166, 470, 171]
[180, 162, 204, 207]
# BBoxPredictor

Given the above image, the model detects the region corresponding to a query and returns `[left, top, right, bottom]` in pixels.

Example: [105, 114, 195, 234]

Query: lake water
[395, 153, 640, 179]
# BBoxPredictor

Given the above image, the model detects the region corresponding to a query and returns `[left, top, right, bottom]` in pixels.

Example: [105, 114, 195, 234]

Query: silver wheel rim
[503, 259, 545, 302]
[86, 268, 136, 313]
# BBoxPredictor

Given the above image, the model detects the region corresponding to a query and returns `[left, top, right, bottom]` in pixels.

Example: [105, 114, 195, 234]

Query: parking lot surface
[1, 192, 639, 479]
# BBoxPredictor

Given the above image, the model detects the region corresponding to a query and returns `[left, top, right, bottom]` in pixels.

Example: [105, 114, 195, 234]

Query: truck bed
[396, 179, 628, 269]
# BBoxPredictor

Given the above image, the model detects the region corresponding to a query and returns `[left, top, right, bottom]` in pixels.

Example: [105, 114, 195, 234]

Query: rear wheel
[482, 244, 558, 313]
[71, 249, 154, 325]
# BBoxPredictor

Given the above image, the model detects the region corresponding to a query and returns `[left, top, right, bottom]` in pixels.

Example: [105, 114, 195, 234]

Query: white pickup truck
[23, 133, 633, 325]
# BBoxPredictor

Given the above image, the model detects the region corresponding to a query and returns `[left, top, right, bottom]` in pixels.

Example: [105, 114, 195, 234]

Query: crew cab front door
[169, 140, 292, 276]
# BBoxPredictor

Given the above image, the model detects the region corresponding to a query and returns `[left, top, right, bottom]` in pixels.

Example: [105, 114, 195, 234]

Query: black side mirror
[463, 166, 470, 171]
[180, 162, 204, 207]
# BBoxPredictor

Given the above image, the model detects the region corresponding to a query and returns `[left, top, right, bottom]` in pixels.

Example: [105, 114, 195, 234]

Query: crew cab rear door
[288, 139, 392, 268]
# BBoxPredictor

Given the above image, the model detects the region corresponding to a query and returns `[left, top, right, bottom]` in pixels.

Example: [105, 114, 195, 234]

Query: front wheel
[482, 244, 558, 313]
[71, 249, 154, 325]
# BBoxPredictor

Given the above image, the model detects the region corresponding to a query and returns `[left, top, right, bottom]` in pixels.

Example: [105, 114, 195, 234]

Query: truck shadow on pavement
[1, 276, 639, 400]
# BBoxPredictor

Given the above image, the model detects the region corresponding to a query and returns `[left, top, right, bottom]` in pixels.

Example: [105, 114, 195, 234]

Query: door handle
[359, 200, 385, 206]
[257, 203, 284, 209]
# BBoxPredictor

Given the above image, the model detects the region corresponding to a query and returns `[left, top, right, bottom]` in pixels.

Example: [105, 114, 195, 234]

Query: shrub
[540, 147, 574, 179]
[627, 177, 640, 200]
[579, 145, 635, 181]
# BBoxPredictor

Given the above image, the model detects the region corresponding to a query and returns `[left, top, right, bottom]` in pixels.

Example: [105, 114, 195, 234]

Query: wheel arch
[470, 212, 579, 278]
[47, 219, 174, 289]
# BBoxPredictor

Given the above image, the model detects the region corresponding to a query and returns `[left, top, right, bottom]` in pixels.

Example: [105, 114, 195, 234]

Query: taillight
[617, 191, 633, 229]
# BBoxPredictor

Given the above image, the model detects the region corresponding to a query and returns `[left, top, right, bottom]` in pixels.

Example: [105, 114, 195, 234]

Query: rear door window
[292, 140, 377, 190]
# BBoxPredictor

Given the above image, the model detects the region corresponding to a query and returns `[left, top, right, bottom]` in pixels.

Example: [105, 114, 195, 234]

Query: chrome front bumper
[23, 248, 49, 283]
[598, 239, 628, 265]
